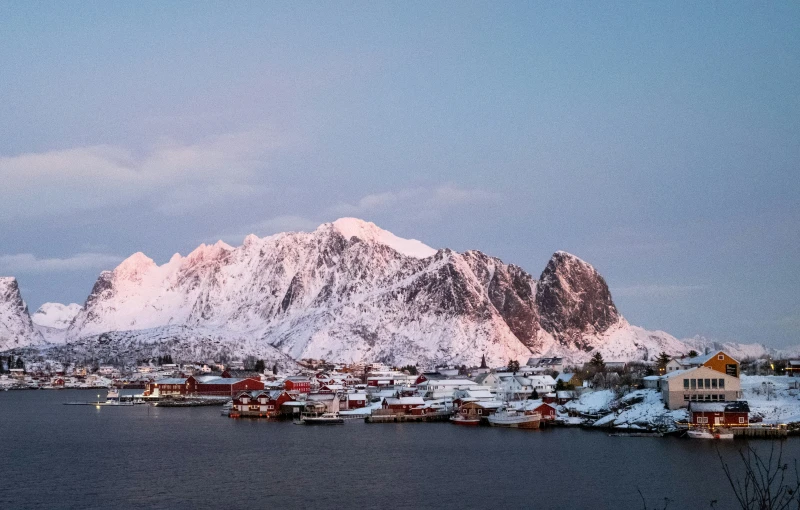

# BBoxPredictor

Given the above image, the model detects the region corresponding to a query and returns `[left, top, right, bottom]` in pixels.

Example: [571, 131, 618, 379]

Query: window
[711, 379, 718, 389]
[718, 355, 724, 360]
[684, 379, 689, 389]
[698, 379, 704, 389]
[705, 379, 711, 388]
[684, 394, 690, 401]
[691, 379, 697, 389]
[697, 417, 708, 424]
[739, 417, 745, 424]
[704, 394, 711, 401]
[719, 379, 725, 389]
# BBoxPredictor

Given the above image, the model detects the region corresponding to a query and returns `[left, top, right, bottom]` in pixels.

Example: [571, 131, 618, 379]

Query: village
[2, 351, 800, 437]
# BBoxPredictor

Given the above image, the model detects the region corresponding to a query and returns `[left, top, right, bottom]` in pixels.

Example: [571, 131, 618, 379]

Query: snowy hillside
[0, 277, 45, 351]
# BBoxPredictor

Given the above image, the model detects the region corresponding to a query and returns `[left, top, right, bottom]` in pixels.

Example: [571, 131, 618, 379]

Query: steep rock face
[535, 251, 620, 351]
[0, 277, 44, 351]
[67, 219, 535, 366]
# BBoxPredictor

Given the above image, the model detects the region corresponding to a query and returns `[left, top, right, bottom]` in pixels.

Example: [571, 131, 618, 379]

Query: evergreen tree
[688, 350, 699, 358]
[480, 354, 487, 369]
[507, 359, 520, 374]
[589, 352, 605, 371]
[530, 388, 539, 400]
[272, 363, 278, 375]
[15, 356, 25, 370]
[254, 359, 265, 373]
[656, 351, 671, 369]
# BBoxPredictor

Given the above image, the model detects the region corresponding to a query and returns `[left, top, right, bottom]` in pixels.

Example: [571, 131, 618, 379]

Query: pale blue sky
[0, 2, 798, 347]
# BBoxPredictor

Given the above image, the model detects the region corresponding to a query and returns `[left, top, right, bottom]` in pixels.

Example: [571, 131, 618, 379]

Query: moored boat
[450, 414, 481, 426]
[687, 428, 734, 440]
[487, 407, 541, 429]
[300, 412, 344, 425]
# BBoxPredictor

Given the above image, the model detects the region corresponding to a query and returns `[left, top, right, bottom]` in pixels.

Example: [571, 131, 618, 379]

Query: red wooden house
[196, 377, 263, 396]
[284, 376, 311, 394]
[531, 402, 557, 421]
[689, 401, 750, 428]
[381, 397, 425, 413]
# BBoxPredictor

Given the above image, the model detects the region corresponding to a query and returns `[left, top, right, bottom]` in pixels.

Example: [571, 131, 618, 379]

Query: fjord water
[1, 390, 797, 509]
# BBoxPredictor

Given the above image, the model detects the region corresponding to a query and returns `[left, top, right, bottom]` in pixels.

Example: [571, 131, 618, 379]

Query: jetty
[732, 426, 788, 439]
[365, 410, 451, 423]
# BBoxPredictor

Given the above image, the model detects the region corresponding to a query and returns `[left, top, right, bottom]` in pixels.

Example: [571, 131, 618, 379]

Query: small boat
[300, 412, 344, 425]
[487, 407, 541, 429]
[687, 428, 734, 440]
[450, 414, 481, 426]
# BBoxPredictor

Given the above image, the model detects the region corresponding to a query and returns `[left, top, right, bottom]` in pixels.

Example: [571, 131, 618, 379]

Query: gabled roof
[689, 401, 750, 413]
[154, 378, 187, 384]
[384, 397, 425, 406]
[692, 351, 739, 366]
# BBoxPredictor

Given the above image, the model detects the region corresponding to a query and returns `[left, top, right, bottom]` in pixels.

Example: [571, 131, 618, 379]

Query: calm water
[1, 390, 798, 509]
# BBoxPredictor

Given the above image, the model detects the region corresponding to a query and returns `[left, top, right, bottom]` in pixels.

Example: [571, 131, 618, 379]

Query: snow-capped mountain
[31, 302, 82, 344]
[0, 277, 45, 351]
[4, 218, 781, 366]
[56, 218, 686, 366]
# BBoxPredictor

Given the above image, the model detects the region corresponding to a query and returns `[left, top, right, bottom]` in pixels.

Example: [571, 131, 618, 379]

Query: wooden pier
[365, 411, 451, 423]
[732, 427, 788, 438]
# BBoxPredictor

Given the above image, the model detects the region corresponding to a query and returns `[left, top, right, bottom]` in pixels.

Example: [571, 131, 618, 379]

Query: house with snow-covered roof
[416, 378, 478, 399]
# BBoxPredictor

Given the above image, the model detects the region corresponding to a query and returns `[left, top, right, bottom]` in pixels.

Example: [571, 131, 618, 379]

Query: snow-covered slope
[31, 302, 82, 344]
[0, 277, 45, 351]
[66, 219, 536, 365]
[59, 218, 707, 365]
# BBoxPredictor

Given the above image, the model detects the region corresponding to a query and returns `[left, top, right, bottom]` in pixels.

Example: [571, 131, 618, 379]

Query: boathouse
[688, 401, 750, 428]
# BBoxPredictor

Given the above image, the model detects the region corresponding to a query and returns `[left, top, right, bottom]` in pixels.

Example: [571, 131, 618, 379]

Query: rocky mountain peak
[324, 217, 437, 259]
[535, 251, 620, 350]
[0, 277, 44, 351]
[114, 252, 156, 280]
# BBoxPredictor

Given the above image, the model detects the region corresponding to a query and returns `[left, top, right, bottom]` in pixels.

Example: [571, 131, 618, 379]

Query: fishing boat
[301, 411, 345, 424]
[487, 407, 541, 429]
[687, 427, 734, 440]
[450, 414, 481, 426]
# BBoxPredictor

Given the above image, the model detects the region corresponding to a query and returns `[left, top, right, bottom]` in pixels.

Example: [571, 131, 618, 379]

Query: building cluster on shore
[2, 350, 795, 437]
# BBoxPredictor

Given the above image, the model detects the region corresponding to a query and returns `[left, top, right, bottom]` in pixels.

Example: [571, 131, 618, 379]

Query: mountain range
[0, 218, 780, 367]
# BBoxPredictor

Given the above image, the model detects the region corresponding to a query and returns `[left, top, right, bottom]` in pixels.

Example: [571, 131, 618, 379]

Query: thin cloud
[612, 284, 708, 298]
[328, 184, 500, 218]
[214, 215, 320, 245]
[0, 253, 124, 274]
[0, 129, 283, 220]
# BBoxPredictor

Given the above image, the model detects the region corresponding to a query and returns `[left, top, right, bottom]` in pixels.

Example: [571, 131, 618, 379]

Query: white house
[660, 366, 743, 410]
[416, 378, 479, 399]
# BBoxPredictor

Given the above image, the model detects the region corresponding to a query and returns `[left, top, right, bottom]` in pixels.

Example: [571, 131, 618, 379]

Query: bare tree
[718, 444, 800, 510]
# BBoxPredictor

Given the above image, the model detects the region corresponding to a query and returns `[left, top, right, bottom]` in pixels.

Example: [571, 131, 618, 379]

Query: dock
[732, 427, 788, 438]
[365, 411, 450, 423]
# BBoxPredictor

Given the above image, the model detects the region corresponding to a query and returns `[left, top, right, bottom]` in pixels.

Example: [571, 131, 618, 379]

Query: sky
[0, 2, 798, 348]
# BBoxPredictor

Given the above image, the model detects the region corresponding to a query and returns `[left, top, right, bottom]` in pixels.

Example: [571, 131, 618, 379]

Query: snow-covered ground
[561, 389, 686, 431]
[741, 375, 800, 425]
